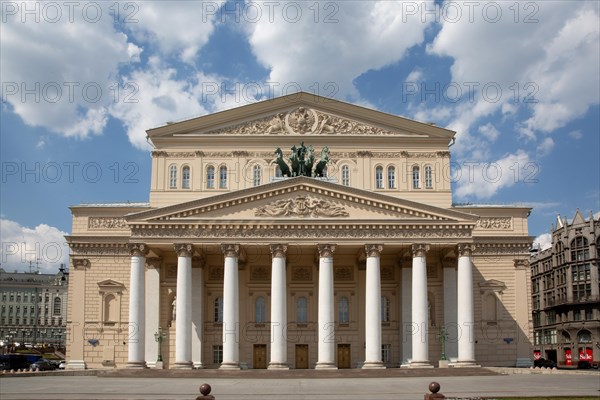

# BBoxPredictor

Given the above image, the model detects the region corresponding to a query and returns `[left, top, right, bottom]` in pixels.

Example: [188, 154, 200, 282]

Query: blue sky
[1, 0, 599, 272]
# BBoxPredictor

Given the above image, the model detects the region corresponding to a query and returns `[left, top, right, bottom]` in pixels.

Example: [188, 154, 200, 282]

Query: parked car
[0, 354, 31, 371]
[31, 358, 57, 371]
[577, 360, 592, 369]
[58, 360, 66, 370]
[534, 358, 557, 368]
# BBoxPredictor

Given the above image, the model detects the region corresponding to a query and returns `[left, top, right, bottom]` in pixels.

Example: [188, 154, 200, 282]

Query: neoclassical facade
[65, 92, 533, 370]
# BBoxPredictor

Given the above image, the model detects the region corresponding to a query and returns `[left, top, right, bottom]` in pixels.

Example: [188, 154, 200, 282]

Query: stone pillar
[363, 244, 385, 369]
[174, 244, 194, 369]
[220, 244, 240, 370]
[66, 259, 89, 370]
[269, 244, 289, 369]
[145, 257, 162, 368]
[409, 244, 432, 368]
[127, 244, 149, 369]
[316, 244, 337, 369]
[442, 254, 458, 361]
[192, 257, 204, 369]
[456, 244, 478, 367]
[400, 254, 412, 365]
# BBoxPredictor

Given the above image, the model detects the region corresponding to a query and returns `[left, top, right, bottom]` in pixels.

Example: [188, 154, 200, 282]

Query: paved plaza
[1, 369, 599, 400]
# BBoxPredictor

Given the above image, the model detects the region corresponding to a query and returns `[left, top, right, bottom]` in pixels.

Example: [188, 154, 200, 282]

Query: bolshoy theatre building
[65, 92, 533, 370]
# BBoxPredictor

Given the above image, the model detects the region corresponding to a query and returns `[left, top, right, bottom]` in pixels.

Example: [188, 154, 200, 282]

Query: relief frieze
[88, 217, 128, 230]
[255, 196, 349, 218]
[476, 217, 512, 230]
[291, 266, 312, 282]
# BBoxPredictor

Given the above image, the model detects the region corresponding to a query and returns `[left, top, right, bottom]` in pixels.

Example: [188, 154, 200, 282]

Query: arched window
[297, 297, 307, 323]
[214, 297, 223, 322]
[219, 166, 228, 189]
[253, 165, 262, 186]
[206, 166, 215, 189]
[555, 241, 565, 265]
[375, 166, 384, 189]
[387, 166, 396, 189]
[570, 237, 589, 261]
[255, 297, 266, 323]
[53, 297, 61, 316]
[381, 296, 390, 322]
[104, 294, 117, 322]
[562, 330, 571, 343]
[578, 329, 592, 343]
[169, 165, 177, 189]
[425, 165, 433, 189]
[338, 297, 349, 324]
[341, 165, 350, 186]
[412, 166, 420, 189]
[182, 166, 191, 189]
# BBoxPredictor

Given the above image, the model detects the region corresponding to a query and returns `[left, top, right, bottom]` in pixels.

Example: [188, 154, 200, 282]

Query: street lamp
[438, 328, 447, 361]
[154, 327, 165, 362]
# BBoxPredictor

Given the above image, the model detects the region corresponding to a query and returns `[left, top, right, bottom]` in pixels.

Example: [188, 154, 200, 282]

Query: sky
[1, 0, 599, 273]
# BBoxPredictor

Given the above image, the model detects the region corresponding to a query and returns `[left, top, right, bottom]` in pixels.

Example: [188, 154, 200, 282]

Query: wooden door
[253, 344, 267, 369]
[337, 344, 351, 369]
[295, 344, 309, 369]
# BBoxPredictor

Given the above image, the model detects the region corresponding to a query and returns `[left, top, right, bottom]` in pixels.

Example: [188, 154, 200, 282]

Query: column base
[126, 361, 147, 369]
[172, 361, 193, 369]
[65, 360, 86, 370]
[406, 360, 434, 368]
[315, 362, 337, 370]
[362, 361, 386, 369]
[219, 362, 241, 370]
[193, 362, 205, 369]
[452, 360, 480, 368]
[268, 363, 290, 370]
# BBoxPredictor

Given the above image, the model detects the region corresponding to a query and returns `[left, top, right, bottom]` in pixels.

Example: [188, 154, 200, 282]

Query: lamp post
[154, 327, 164, 362]
[438, 328, 447, 361]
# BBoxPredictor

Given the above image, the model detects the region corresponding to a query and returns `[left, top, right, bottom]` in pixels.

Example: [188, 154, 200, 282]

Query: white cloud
[455, 150, 532, 199]
[245, 1, 435, 99]
[406, 68, 423, 83]
[533, 233, 552, 251]
[126, 1, 224, 63]
[0, 219, 69, 273]
[478, 123, 499, 142]
[536, 137, 555, 156]
[568, 130, 583, 140]
[0, 4, 140, 139]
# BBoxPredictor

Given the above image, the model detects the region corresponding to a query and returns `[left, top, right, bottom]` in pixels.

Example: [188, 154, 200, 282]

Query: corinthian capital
[174, 243, 194, 258]
[128, 243, 149, 257]
[317, 244, 336, 258]
[365, 244, 383, 258]
[221, 244, 240, 258]
[411, 244, 430, 258]
[270, 244, 288, 259]
[458, 244, 474, 257]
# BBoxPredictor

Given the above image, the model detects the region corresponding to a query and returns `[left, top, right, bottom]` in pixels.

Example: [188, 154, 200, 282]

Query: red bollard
[424, 382, 445, 400]
[196, 383, 215, 400]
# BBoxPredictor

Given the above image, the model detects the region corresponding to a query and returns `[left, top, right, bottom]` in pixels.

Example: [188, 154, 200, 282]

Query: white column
[409, 244, 432, 368]
[401, 260, 412, 366]
[269, 244, 289, 369]
[174, 244, 193, 369]
[442, 256, 458, 361]
[220, 244, 240, 369]
[66, 259, 89, 370]
[316, 244, 337, 369]
[192, 259, 204, 369]
[456, 244, 478, 367]
[363, 244, 385, 369]
[127, 244, 148, 369]
[145, 258, 161, 368]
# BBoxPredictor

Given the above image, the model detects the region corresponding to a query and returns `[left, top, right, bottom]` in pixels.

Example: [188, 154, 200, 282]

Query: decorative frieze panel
[475, 217, 512, 230]
[250, 266, 270, 282]
[209, 266, 224, 281]
[291, 266, 312, 282]
[88, 217, 128, 230]
[334, 266, 353, 281]
[255, 196, 349, 218]
[381, 266, 395, 281]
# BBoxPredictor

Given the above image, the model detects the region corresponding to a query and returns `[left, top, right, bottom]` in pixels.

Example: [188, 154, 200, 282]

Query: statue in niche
[171, 296, 177, 324]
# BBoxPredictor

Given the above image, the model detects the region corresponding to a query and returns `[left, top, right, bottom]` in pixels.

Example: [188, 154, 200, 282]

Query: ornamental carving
[317, 244, 336, 258]
[255, 196, 349, 218]
[174, 243, 194, 257]
[88, 217, 128, 230]
[412, 244, 430, 258]
[334, 266, 353, 281]
[381, 266, 394, 281]
[251, 266, 270, 282]
[72, 258, 90, 270]
[145, 257, 162, 269]
[476, 217, 512, 230]
[458, 244, 475, 257]
[204, 108, 399, 136]
[292, 267, 312, 281]
[365, 244, 383, 258]
[128, 243, 149, 257]
[221, 244, 240, 258]
[209, 266, 224, 281]
[270, 244, 288, 258]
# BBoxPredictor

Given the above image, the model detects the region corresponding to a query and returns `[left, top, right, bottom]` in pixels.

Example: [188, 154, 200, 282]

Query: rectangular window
[213, 345, 223, 364]
[382, 344, 391, 363]
[375, 167, 383, 189]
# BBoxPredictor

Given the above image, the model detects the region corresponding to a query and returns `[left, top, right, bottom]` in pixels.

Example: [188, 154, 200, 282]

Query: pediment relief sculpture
[206, 108, 397, 136]
[255, 195, 349, 218]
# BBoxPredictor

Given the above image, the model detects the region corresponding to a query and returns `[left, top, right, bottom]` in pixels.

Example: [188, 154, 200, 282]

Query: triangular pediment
[97, 279, 125, 290]
[147, 92, 455, 140]
[126, 177, 477, 225]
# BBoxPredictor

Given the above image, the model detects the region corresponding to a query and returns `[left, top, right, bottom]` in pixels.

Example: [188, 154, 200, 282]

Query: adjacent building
[65, 92, 533, 370]
[530, 210, 600, 365]
[0, 265, 69, 348]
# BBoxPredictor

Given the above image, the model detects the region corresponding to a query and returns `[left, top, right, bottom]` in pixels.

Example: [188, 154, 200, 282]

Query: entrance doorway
[295, 344, 309, 369]
[546, 349, 557, 363]
[337, 344, 351, 369]
[253, 344, 267, 369]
